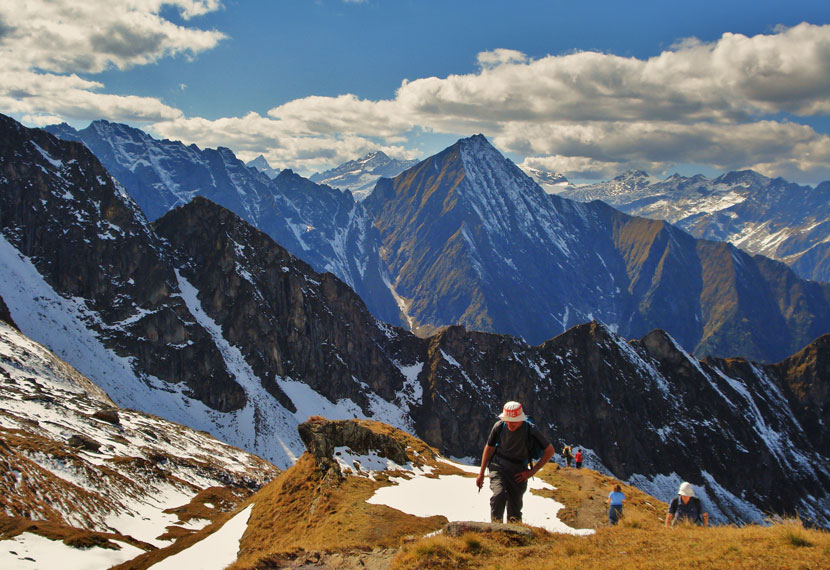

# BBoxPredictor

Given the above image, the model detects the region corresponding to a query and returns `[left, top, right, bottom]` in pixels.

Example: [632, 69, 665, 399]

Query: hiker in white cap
[666, 481, 709, 527]
[475, 401, 555, 523]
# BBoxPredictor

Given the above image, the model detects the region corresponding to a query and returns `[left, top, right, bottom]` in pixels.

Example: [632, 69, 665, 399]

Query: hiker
[608, 484, 625, 525]
[574, 448, 583, 469]
[563, 444, 573, 467]
[475, 401, 555, 523]
[666, 482, 709, 527]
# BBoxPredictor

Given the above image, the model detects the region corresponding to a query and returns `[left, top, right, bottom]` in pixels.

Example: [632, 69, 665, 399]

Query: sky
[1, 0, 829, 184]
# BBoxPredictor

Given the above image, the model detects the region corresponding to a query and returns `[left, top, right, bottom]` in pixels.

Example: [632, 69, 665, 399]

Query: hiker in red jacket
[574, 448, 583, 469]
[475, 401, 555, 523]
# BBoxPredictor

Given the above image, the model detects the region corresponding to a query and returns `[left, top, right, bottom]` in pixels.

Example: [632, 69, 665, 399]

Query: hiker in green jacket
[475, 401, 555, 523]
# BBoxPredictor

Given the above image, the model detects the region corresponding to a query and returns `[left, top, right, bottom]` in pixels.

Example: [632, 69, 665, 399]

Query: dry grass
[392, 465, 830, 569]
[531, 464, 666, 530]
[391, 521, 830, 570]
[227, 453, 447, 569]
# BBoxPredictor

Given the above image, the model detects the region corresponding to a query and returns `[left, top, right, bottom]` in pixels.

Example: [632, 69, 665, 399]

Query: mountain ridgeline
[363, 134, 830, 362]
[44, 120, 404, 328]
[2, 114, 829, 525]
[46, 121, 830, 364]
[560, 169, 830, 283]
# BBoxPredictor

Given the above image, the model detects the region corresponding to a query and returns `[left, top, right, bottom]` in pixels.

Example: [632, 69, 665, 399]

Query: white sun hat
[498, 401, 527, 422]
[678, 482, 696, 497]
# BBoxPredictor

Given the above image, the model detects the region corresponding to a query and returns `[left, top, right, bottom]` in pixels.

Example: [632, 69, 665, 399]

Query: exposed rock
[91, 408, 120, 425]
[67, 434, 102, 453]
[0, 114, 245, 413]
[0, 295, 16, 329]
[298, 418, 408, 466]
[444, 520, 534, 539]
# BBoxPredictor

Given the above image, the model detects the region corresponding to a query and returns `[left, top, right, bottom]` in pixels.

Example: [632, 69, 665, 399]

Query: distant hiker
[574, 448, 583, 469]
[563, 444, 573, 467]
[666, 482, 709, 527]
[476, 401, 555, 523]
[608, 484, 625, 525]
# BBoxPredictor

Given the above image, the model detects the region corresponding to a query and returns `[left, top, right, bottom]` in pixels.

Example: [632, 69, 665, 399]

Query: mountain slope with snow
[44, 121, 404, 328]
[559, 170, 830, 282]
[310, 151, 419, 200]
[0, 319, 278, 569]
[2, 116, 829, 528]
[364, 134, 830, 362]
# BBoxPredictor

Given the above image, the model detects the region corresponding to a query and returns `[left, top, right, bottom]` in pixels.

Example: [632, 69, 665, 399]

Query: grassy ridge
[393, 464, 830, 569]
[392, 520, 830, 569]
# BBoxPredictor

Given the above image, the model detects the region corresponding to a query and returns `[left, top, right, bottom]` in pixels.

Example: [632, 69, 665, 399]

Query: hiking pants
[489, 469, 527, 522]
[609, 504, 623, 525]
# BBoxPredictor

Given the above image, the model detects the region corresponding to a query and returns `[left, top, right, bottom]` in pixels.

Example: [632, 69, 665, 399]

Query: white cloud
[148, 112, 418, 174]
[0, 70, 184, 123]
[477, 49, 529, 69]
[1, 3, 828, 184]
[0, 1, 226, 74]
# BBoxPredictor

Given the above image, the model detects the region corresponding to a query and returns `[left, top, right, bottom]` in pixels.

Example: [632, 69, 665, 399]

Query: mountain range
[555, 169, 830, 283]
[309, 151, 419, 200]
[45, 120, 404, 329]
[44, 120, 830, 364]
[2, 114, 829, 529]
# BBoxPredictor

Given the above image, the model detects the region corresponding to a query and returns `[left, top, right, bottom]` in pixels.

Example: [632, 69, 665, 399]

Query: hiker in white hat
[666, 481, 709, 526]
[475, 401, 555, 523]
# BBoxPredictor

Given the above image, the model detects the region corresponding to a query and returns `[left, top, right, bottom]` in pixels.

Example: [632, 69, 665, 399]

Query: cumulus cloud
[0, 1, 226, 74]
[2, 4, 829, 184]
[173, 22, 824, 180]
[149, 111, 419, 174]
[0, 69, 183, 123]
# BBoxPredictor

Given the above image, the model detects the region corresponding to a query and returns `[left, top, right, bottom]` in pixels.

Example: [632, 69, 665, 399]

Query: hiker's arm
[476, 445, 495, 488]
[702, 512, 709, 527]
[530, 443, 555, 476]
[665, 513, 673, 527]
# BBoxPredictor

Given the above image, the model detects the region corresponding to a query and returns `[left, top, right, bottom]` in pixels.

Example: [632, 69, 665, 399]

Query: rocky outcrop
[298, 418, 408, 466]
[0, 295, 16, 329]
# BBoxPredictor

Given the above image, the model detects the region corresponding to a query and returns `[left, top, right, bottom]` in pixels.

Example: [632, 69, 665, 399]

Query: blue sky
[2, 0, 829, 183]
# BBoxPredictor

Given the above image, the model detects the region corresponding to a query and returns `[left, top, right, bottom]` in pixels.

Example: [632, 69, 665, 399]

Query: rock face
[560, 169, 830, 282]
[152, 197, 423, 413]
[298, 418, 409, 466]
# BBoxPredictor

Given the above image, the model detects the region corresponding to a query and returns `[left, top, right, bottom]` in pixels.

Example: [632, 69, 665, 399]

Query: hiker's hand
[514, 469, 532, 483]
[475, 473, 484, 489]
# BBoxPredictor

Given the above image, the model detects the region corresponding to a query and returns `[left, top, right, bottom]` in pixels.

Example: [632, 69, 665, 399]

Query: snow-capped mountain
[559, 170, 830, 282]
[521, 164, 573, 194]
[3, 111, 830, 528]
[310, 150, 419, 200]
[246, 154, 281, 179]
[44, 120, 404, 327]
[363, 134, 830, 362]
[0, 318, 278, 568]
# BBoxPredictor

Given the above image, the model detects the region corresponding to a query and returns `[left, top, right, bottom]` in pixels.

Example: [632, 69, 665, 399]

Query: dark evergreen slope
[364, 135, 830, 362]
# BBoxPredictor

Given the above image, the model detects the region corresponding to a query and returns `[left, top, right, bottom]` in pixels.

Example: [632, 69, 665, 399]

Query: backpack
[493, 417, 545, 468]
